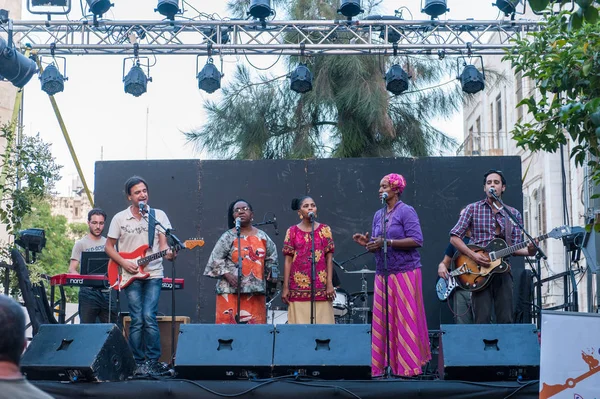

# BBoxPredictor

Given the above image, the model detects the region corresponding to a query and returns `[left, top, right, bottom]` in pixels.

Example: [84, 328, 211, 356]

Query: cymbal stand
[267, 289, 281, 326]
[351, 269, 370, 325]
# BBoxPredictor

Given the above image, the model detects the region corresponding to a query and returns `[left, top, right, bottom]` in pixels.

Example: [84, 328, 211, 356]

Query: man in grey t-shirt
[69, 208, 117, 323]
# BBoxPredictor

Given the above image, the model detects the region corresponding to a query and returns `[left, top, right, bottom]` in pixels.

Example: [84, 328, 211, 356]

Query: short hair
[0, 295, 26, 365]
[483, 169, 506, 186]
[227, 199, 253, 229]
[87, 208, 107, 222]
[291, 196, 312, 211]
[124, 176, 148, 196]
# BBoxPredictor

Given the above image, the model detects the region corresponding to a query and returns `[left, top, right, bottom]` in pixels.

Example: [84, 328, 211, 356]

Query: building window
[496, 94, 503, 131]
[489, 103, 494, 148]
[515, 71, 523, 121]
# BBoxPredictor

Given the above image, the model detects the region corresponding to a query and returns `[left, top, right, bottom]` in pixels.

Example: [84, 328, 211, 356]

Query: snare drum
[267, 306, 288, 325]
[332, 288, 349, 316]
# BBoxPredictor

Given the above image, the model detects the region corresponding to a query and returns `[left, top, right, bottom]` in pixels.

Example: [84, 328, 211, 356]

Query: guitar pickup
[489, 253, 497, 262]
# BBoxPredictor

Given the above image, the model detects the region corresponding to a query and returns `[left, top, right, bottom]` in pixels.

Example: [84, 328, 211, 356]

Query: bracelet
[388, 239, 393, 247]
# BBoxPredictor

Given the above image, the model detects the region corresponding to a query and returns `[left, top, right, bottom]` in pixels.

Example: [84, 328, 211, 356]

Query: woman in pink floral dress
[282, 196, 336, 324]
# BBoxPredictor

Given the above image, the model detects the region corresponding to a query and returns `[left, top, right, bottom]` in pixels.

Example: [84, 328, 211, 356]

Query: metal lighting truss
[4, 18, 544, 56]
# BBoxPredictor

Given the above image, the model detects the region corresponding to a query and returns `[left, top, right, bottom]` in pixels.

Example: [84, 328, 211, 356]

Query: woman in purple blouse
[282, 196, 336, 324]
[353, 173, 431, 377]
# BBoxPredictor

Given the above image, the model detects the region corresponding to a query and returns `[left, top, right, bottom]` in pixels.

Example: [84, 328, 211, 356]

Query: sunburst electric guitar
[107, 238, 204, 290]
[450, 225, 570, 292]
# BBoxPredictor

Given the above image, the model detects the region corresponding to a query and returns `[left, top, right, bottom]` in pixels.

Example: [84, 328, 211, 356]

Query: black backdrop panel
[95, 156, 523, 328]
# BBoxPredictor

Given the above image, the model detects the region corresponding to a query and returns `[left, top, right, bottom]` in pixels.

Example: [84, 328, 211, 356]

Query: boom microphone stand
[309, 212, 316, 325]
[143, 207, 184, 366]
[489, 188, 546, 329]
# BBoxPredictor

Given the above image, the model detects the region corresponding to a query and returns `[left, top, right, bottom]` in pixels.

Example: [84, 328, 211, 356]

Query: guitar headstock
[548, 225, 571, 240]
[184, 238, 205, 249]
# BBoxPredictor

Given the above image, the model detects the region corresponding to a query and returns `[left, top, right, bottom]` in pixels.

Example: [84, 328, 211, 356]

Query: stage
[33, 378, 539, 399]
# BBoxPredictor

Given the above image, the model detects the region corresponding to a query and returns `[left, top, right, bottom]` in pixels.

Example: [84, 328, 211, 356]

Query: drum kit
[266, 267, 375, 325]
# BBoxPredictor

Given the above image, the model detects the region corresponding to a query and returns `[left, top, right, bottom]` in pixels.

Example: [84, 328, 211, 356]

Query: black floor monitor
[80, 251, 110, 275]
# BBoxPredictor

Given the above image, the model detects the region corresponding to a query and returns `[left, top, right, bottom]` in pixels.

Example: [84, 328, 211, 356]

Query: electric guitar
[450, 225, 570, 292]
[107, 239, 204, 290]
[435, 274, 459, 301]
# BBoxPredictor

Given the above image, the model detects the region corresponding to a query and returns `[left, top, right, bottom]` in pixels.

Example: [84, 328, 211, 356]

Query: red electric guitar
[107, 239, 204, 290]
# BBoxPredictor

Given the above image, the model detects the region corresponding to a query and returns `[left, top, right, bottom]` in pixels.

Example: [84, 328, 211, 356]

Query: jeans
[125, 278, 162, 363]
[79, 287, 118, 324]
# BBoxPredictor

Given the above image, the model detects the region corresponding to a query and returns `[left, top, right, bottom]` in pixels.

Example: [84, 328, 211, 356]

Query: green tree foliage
[20, 199, 83, 302]
[185, 0, 461, 159]
[504, 2, 600, 187]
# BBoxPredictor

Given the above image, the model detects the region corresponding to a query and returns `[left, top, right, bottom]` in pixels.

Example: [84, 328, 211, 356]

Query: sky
[17, 0, 508, 196]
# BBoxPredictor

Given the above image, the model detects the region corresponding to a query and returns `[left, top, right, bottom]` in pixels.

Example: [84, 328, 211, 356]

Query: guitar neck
[494, 233, 549, 258]
[137, 248, 169, 266]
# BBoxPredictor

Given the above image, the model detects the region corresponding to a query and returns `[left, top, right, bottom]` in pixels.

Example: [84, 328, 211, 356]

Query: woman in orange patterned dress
[282, 196, 335, 324]
[204, 199, 279, 324]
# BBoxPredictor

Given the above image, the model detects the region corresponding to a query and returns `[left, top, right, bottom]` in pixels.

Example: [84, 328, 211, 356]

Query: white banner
[540, 311, 600, 399]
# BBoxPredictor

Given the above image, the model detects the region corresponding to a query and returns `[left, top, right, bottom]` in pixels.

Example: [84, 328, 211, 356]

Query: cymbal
[346, 268, 376, 274]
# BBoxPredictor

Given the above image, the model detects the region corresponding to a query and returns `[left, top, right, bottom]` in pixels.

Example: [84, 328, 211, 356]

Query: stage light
[385, 64, 409, 95]
[123, 62, 150, 97]
[289, 63, 312, 94]
[15, 228, 46, 253]
[248, 0, 273, 20]
[197, 60, 221, 93]
[459, 64, 485, 94]
[155, 0, 179, 20]
[338, 0, 363, 18]
[493, 0, 520, 15]
[0, 37, 37, 88]
[422, 0, 449, 19]
[39, 63, 65, 95]
[86, 0, 112, 16]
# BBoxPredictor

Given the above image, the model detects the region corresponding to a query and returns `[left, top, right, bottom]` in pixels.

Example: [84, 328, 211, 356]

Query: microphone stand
[235, 222, 244, 324]
[143, 208, 184, 366]
[379, 196, 393, 379]
[309, 214, 317, 324]
[490, 190, 546, 329]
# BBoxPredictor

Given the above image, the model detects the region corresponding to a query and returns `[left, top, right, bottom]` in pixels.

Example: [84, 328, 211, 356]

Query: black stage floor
[34, 378, 539, 399]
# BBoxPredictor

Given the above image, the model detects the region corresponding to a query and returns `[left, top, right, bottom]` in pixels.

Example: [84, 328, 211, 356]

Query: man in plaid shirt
[449, 170, 537, 324]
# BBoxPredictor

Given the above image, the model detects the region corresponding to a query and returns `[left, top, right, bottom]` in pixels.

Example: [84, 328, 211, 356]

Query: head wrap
[383, 173, 407, 195]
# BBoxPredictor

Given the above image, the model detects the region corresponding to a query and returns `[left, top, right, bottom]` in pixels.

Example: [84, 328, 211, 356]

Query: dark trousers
[79, 287, 118, 324]
[471, 271, 513, 324]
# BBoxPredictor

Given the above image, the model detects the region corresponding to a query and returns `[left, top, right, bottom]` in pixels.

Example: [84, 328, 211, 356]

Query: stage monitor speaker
[21, 324, 135, 382]
[174, 324, 274, 379]
[123, 315, 190, 364]
[273, 324, 371, 379]
[438, 323, 540, 381]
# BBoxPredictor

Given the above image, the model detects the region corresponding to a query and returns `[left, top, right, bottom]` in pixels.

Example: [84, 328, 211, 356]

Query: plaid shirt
[449, 199, 524, 247]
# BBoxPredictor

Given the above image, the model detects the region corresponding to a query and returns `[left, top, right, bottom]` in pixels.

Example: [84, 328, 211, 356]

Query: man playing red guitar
[105, 176, 175, 376]
[449, 170, 537, 324]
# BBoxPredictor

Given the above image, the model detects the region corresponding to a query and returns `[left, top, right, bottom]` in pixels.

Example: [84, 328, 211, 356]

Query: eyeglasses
[89, 221, 105, 226]
[233, 206, 250, 214]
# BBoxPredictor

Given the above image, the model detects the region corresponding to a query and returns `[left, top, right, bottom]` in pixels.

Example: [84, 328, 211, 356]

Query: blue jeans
[79, 287, 118, 324]
[125, 278, 162, 363]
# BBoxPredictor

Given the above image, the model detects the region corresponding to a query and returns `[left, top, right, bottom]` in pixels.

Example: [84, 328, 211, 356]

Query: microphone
[235, 217, 241, 231]
[382, 192, 388, 200]
[273, 215, 279, 235]
[489, 187, 497, 197]
[308, 212, 315, 221]
[138, 201, 146, 214]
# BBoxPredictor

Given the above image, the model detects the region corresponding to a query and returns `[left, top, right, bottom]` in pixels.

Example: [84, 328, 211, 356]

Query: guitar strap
[503, 206, 514, 247]
[147, 208, 156, 249]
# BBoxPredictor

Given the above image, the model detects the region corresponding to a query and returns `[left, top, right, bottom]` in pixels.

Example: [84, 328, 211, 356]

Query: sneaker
[147, 360, 172, 376]
[134, 362, 149, 376]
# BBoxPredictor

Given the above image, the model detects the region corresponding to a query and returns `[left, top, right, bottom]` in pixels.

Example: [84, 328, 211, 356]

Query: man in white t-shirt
[0, 295, 53, 399]
[69, 208, 117, 323]
[105, 176, 174, 376]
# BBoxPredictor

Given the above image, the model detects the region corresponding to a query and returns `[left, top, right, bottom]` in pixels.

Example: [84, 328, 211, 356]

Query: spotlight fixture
[422, 0, 449, 19]
[385, 64, 409, 95]
[493, 0, 520, 16]
[457, 56, 485, 94]
[289, 63, 313, 94]
[15, 228, 46, 253]
[40, 63, 65, 96]
[155, 0, 179, 20]
[123, 60, 151, 97]
[86, 0, 112, 16]
[197, 59, 221, 93]
[248, 0, 273, 20]
[0, 37, 37, 88]
[338, 0, 363, 19]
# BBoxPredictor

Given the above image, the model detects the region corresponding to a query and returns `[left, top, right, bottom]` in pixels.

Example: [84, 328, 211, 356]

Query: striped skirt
[371, 268, 431, 377]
